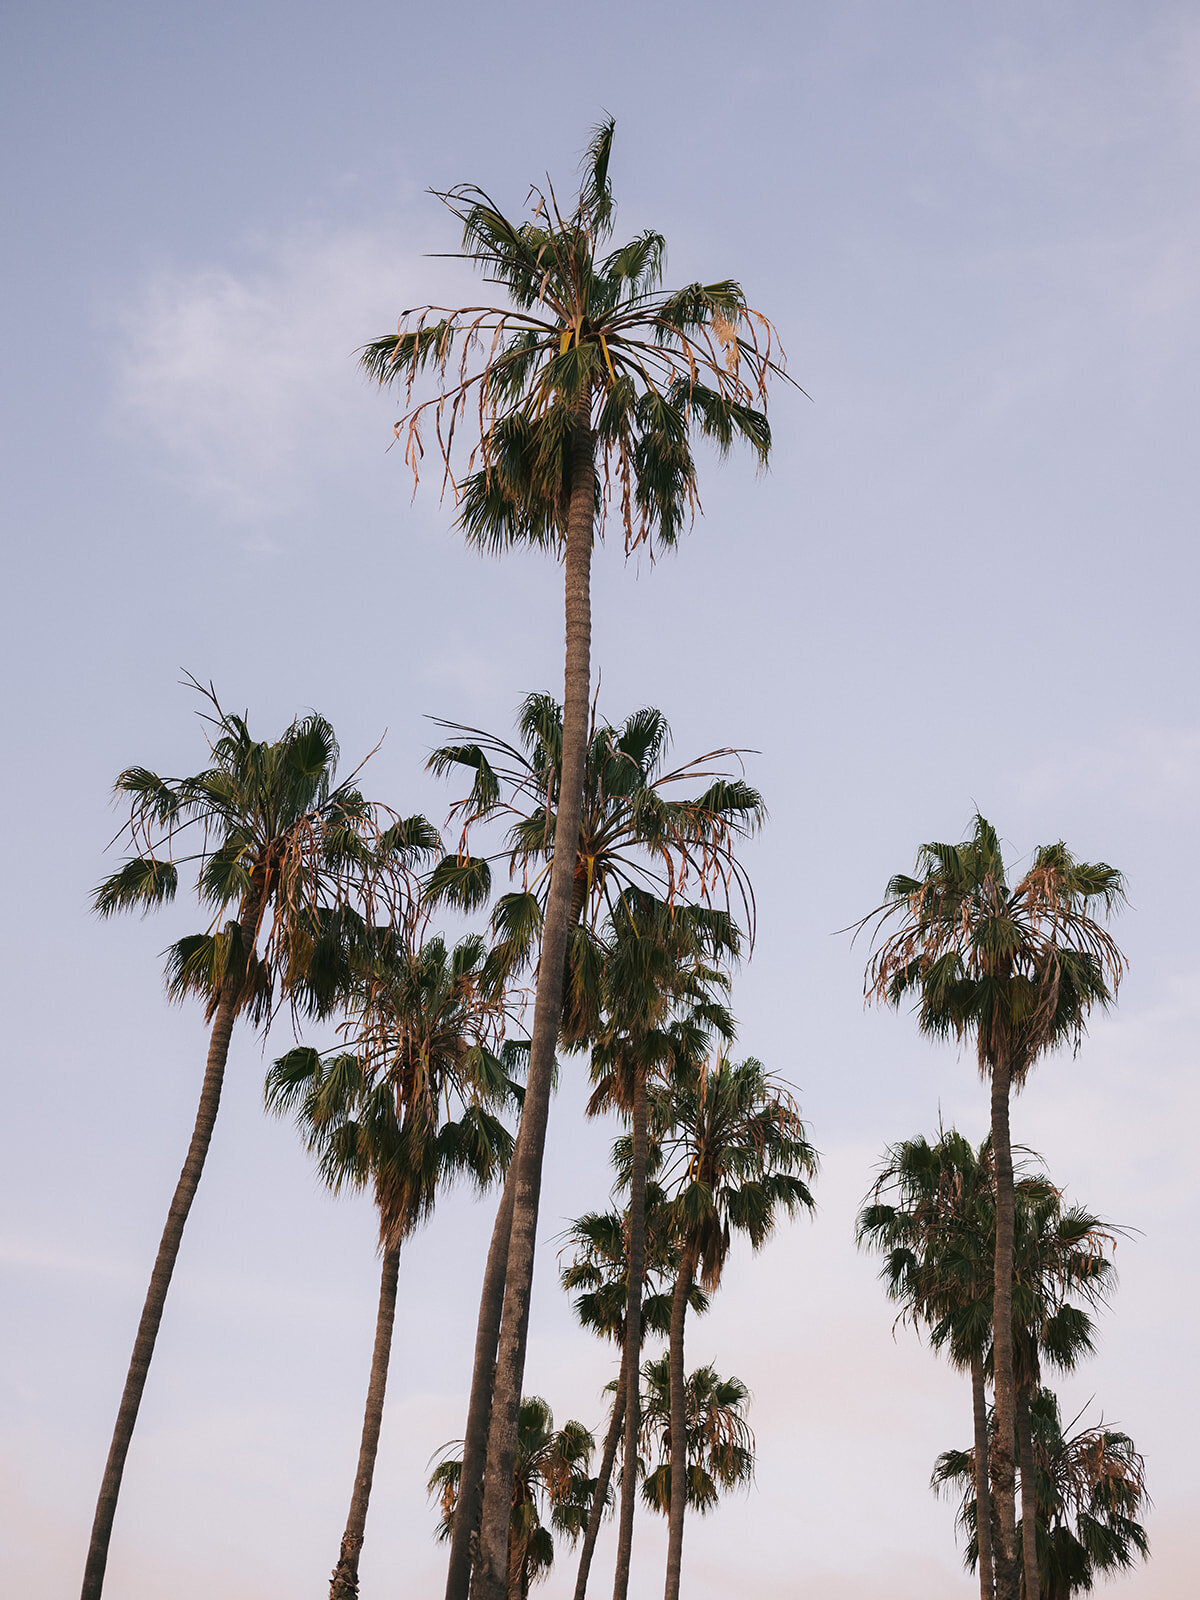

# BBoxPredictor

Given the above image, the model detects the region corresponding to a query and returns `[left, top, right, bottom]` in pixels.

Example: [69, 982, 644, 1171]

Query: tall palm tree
[934, 1388, 1149, 1599]
[638, 1357, 754, 1519]
[266, 929, 518, 1600]
[559, 1190, 710, 1600]
[82, 688, 435, 1600]
[652, 1056, 817, 1600]
[426, 695, 761, 1600]
[586, 891, 736, 1600]
[363, 121, 791, 1600]
[861, 816, 1125, 1600]
[431, 1397, 596, 1600]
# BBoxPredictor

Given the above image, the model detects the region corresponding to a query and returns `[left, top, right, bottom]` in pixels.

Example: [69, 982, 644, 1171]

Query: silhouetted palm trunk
[473, 414, 595, 1600]
[80, 900, 261, 1600]
[573, 1366, 626, 1600]
[663, 1243, 696, 1600]
[972, 1352, 995, 1600]
[445, 1159, 518, 1600]
[1015, 1378, 1040, 1600]
[612, 1074, 648, 1600]
[329, 1244, 402, 1600]
[989, 1052, 1020, 1600]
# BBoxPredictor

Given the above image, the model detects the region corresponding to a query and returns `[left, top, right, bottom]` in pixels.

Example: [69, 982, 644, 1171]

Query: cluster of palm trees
[79, 120, 1148, 1600]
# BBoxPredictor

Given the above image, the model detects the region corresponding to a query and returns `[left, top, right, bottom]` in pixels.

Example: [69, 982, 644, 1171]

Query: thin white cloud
[1019, 726, 1200, 818]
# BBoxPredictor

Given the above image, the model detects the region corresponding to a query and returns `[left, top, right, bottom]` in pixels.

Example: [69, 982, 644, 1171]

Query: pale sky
[2, 3, 1197, 1597]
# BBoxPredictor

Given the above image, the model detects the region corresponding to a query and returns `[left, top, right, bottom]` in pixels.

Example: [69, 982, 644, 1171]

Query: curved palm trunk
[80, 988, 241, 1599]
[573, 1367, 626, 1600]
[989, 1054, 1020, 1600]
[445, 1160, 518, 1600]
[329, 1244, 402, 1600]
[474, 416, 596, 1600]
[612, 1074, 649, 1600]
[972, 1352, 995, 1600]
[663, 1245, 696, 1600]
[1015, 1378, 1040, 1600]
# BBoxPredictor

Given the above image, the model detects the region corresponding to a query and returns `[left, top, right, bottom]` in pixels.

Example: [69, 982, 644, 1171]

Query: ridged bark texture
[972, 1352, 995, 1600]
[663, 1246, 696, 1600]
[989, 1055, 1020, 1600]
[1016, 1379, 1040, 1600]
[80, 902, 266, 1599]
[445, 1161, 518, 1600]
[611, 1074, 649, 1600]
[329, 1244, 402, 1600]
[472, 417, 595, 1600]
[573, 1369, 626, 1600]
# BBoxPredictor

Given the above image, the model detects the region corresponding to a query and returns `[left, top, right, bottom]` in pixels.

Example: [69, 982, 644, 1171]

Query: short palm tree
[266, 928, 517, 1600]
[652, 1056, 818, 1600]
[934, 1388, 1149, 1599]
[82, 687, 436, 1600]
[638, 1356, 754, 1518]
[363, 121, 791, 1600]
[431, 1396, 596, 1600]
[861, 816, 1125, 1600]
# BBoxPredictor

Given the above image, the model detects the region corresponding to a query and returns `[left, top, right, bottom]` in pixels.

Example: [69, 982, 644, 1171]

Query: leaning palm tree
[363, 121, 792, 1600]
[431, 1397, 596, 1600]
[860, 816, 1125, 1600]
[81, 686, 436, 1600]
[639, 1357, 755, 1520]
[266, 928, 518, 1599]
[934, 1387, 1149, 1599]
[652, 1056, 817, 1600]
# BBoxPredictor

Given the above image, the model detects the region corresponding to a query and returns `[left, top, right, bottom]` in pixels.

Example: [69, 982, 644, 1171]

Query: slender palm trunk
[1016, 1378, 1040, 1600]
[445, 1160, 518, 1600]
[473, 415, 596, 1600]
[989, 1053, 1020, 1600]
[612, 1074, 649, 1600]
[663, 1245, 696, 1600]
[574, 1367, 626, 1600]
[329, 1244, 402, 1600]
[972, 1352, 995, 1600]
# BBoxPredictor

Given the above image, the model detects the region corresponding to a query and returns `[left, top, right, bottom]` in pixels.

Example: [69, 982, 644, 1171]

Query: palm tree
[426, 696, 761, 1600]
[431, 1397, 596, 1600]
[934, 1388, 1149, 1599]
[559, 1190, 709, 1600]
[858, 1132, 1119, 1600]
[363, 121, 791, 1600]
[266, 929, 518, 1600]
[652, 1056, 817, 1600]
[638, 1357, 754, 1519]
[586, 891, 736, 1600]
[861, 816, 1125, 1600]
[81, 687, 436, 1600]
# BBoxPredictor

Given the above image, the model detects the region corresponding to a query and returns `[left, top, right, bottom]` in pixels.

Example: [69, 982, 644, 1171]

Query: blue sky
[2, 3, 1197, 1596]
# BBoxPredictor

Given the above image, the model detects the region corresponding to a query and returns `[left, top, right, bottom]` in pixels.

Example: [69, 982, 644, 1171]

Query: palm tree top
[360, 118, 800, 556]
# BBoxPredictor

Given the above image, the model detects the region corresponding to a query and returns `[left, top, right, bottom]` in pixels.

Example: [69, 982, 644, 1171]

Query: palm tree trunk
[473, 415, 595, 1600]
[445, 1158, 518, 1600]
[612, 1073, 649, 1600]
[329, 1244, 402, 1600]
[989, 1053, 1020, 1600]
[573, 1367, 626, 1600]
[663, 1245, 696, 1600]
[972, 1352, 995, 1600]
[80, 990, 241, 1599]
[1016, 1378, 1040, 1600]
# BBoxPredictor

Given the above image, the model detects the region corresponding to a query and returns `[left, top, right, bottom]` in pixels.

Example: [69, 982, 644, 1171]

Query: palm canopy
[653, 1055, 818, 1291]
[426, 694, 762, 995]
[638, 1357, 754, 1516]
[934, 1387, 1149, 1597]
[266, 929, 520, 1246]
[861, 815, 1125, 1080]
[361, 118, 795, 557]
[96, 683, 439, 1025]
